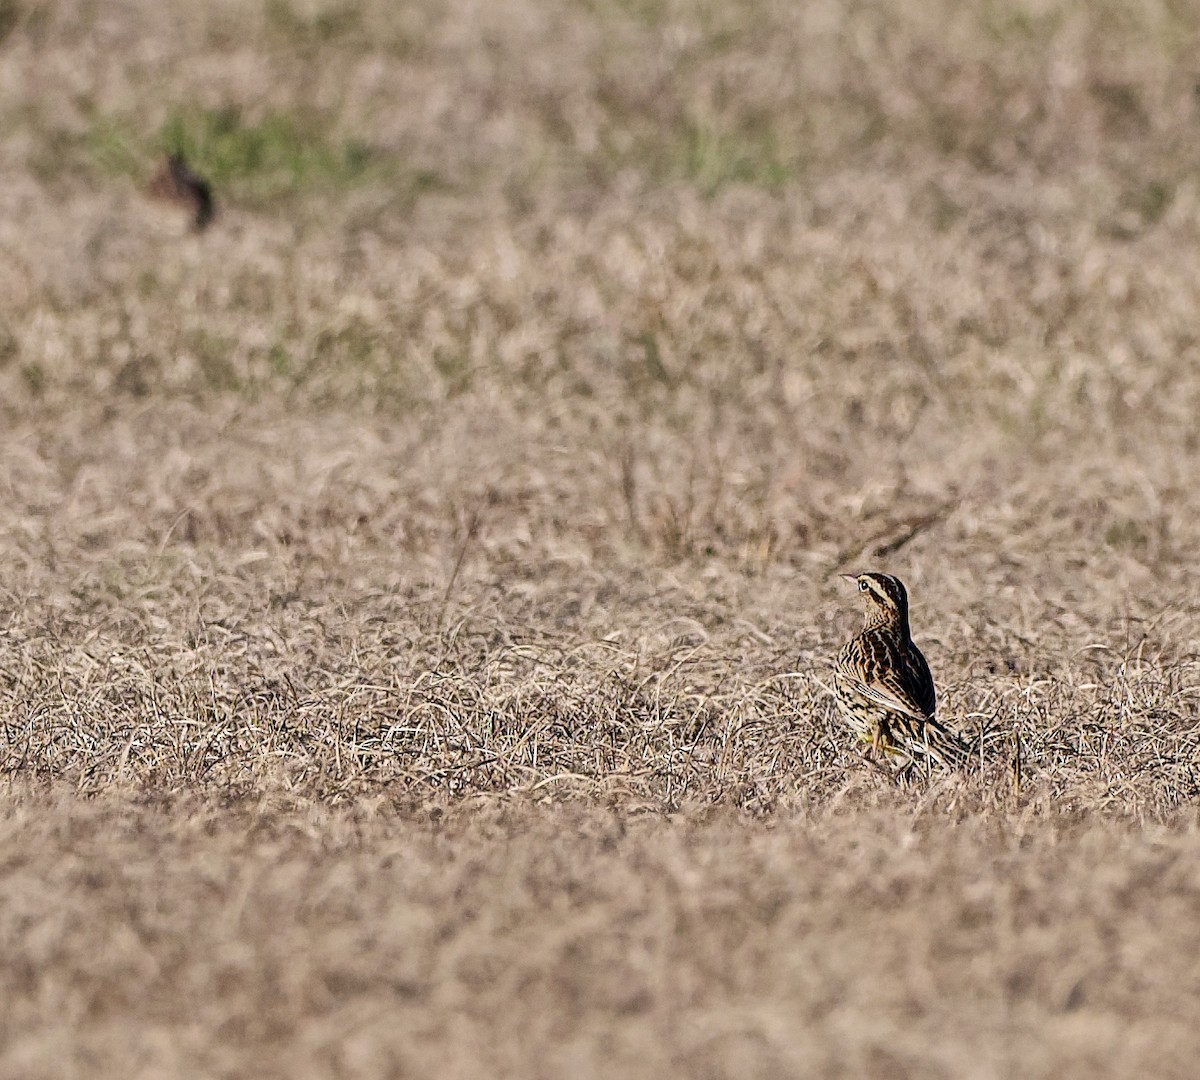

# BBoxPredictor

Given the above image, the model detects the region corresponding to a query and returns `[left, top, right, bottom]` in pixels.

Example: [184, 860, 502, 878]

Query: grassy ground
[2, 0, 1200, 1075]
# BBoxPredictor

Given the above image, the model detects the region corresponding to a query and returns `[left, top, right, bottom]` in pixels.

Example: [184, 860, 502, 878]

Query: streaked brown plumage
[832, 572, 969, 769]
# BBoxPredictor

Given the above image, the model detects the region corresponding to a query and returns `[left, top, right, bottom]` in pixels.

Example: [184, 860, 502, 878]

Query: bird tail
[914, 717, 974, 770]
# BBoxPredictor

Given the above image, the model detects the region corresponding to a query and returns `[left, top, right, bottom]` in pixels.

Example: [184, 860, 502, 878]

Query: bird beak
[839, 573, 859, 584]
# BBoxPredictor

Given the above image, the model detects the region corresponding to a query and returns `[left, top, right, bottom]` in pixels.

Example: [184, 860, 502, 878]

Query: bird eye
[859, 580, 869, 591]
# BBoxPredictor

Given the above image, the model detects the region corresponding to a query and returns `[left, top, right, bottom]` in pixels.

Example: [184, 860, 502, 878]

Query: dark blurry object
[147, 152, 215, 231]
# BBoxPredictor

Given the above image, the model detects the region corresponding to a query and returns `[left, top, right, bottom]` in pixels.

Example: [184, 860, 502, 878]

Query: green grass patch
[1132, 179, 1173, 226]
[85, 105, 391, 203]
[980, 0, 1064, 44]
[86, 116, 145, 179]
[157, 106, 377, 198]
[654, 120, 797, 195]
[264, 0, 363, 48]
[0, 0, 23, 45]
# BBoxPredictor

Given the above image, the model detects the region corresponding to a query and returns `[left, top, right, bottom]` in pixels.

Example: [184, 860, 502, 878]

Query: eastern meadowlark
[832, 572, 969, 769]
[147, 152, 215, 231]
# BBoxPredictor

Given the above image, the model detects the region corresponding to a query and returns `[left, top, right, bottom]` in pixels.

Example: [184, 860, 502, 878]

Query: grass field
[3, 0, 1200, 1075]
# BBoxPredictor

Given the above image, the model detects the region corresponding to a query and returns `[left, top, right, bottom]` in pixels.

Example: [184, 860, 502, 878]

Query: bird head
[840, 572, 910, 631]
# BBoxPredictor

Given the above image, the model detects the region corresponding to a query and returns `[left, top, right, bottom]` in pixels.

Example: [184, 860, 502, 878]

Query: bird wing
[835, 632, 968, 764]
[841, 666, 967, 757]
[835, 631, 934, 720]
[905, 644, 938, 718]
[838, 669, 931, 722]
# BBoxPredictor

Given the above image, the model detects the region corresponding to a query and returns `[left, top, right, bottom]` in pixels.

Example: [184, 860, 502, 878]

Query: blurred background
[3, 0, 1198, 574]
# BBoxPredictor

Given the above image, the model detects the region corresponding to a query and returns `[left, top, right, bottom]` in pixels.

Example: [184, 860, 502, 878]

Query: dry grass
[2, 0, 1200, 1074]
[4, 794, 1200, 1079]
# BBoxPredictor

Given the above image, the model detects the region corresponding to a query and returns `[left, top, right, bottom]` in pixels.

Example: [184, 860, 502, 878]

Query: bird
[832, 572, 969, 770]
[146, 152, 215, 231]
